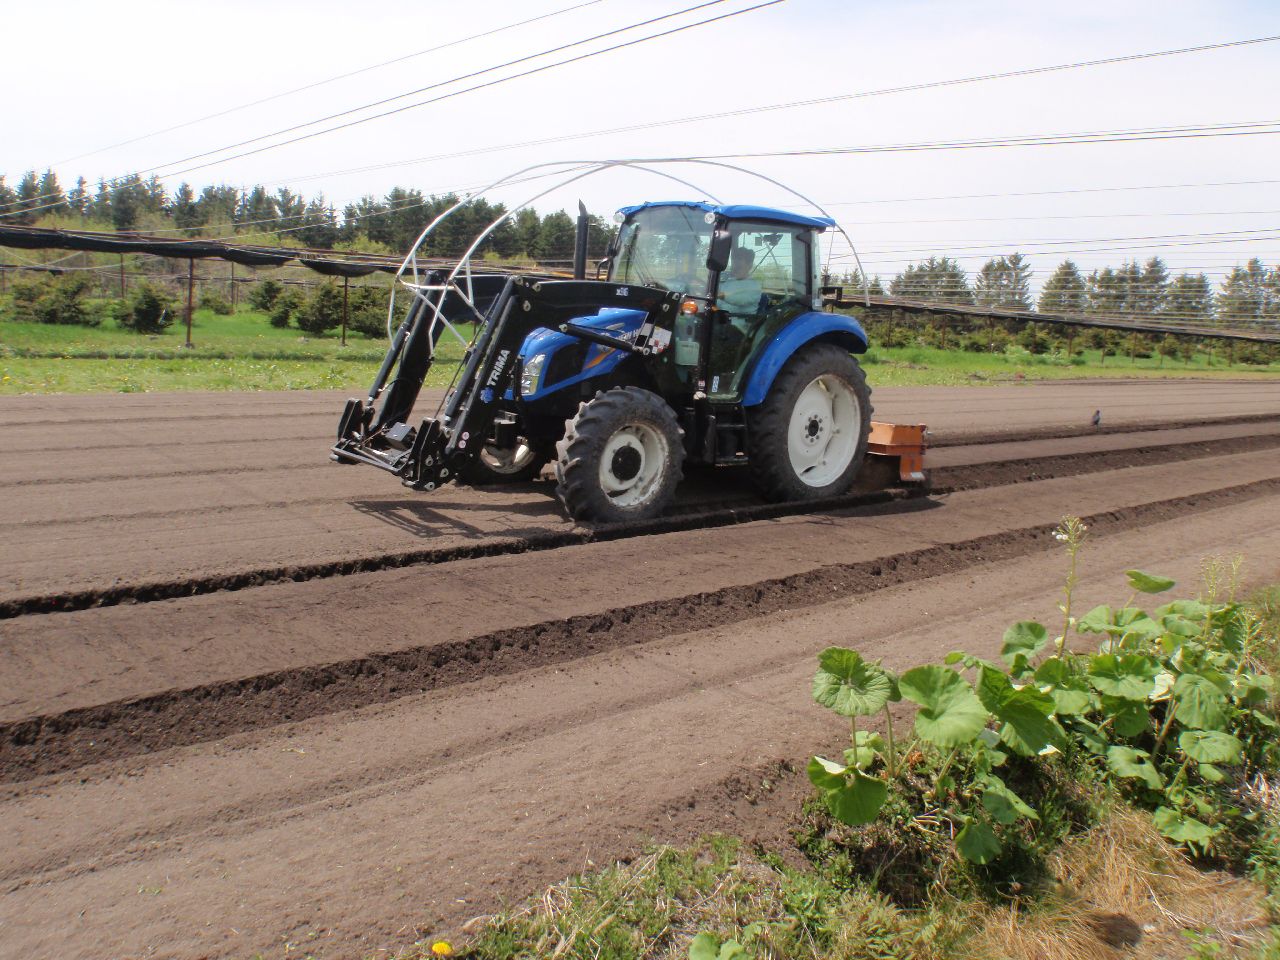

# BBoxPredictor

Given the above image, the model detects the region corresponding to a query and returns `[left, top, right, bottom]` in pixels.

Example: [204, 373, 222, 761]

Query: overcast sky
[4, 0, 1279, 285]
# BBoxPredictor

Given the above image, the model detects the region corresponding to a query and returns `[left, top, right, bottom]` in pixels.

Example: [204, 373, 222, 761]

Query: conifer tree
[890, 257, 972, 304]
[1038, 260, 1087, 314]
[1166, 273, 1213, 324]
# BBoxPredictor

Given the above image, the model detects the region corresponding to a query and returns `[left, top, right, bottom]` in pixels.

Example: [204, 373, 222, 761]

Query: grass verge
[2, 314, 1279, 394]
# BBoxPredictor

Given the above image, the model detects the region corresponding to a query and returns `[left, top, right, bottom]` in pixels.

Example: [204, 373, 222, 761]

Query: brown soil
[1, 382, 1279, 959]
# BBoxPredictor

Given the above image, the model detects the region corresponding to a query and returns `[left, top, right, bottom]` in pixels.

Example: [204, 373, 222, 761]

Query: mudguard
[740, 312, 869, 407]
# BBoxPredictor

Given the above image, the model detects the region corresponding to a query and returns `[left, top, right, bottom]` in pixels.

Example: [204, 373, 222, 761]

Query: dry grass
[966, 807, 1271, 960]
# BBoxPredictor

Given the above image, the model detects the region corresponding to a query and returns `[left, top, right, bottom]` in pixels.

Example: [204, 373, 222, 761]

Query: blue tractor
[334, 198, 921, 523]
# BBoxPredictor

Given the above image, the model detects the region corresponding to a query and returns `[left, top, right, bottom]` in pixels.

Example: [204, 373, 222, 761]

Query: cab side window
[730, 225, 811, 307]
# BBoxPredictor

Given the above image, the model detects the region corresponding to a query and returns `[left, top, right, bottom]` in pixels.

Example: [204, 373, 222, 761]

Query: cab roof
[614, 200, 837, 232]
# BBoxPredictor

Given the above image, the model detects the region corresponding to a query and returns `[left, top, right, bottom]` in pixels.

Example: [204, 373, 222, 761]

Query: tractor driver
[716, 245, 764, 326]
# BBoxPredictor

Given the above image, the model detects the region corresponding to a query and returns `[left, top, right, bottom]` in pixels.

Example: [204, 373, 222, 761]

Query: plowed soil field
[2, 379, 1279, 960]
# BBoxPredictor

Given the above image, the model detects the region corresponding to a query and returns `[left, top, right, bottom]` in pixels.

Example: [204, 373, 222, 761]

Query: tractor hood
[516, 307, 646, 401]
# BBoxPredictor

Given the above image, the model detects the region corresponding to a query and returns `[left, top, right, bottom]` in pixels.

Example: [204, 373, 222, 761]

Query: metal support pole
[185, 259, 195, 348]
[341, 276, 349, 347]
[119, 254, 126, 298]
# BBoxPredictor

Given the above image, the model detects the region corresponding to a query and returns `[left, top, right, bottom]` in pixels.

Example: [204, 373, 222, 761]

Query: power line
[6, 29, 1275, 219]
[843, 207, 1280, 226]
[152, 0, 787, 180]
[700, 119, 1280, 162]
[7, 115, 1278, 227]
[0, 0, 746, 214]
[231, 34, 1280, 191]
[48, 0, 612, 167]
[809, 178, 1280, 207]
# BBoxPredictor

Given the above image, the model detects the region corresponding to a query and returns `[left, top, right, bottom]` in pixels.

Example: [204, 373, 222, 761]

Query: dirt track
[2, 380, 1280, 959]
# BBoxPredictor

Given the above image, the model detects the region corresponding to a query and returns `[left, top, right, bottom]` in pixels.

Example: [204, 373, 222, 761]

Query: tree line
[0, 168, 614, 261]
[830, 252, 1280, 328]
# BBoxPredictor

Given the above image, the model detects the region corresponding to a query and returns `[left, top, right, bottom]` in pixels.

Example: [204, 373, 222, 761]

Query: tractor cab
[600, 201, 834, 403]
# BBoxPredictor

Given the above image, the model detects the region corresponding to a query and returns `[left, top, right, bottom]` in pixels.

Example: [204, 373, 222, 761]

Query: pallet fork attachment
[333, 276, 681, 490]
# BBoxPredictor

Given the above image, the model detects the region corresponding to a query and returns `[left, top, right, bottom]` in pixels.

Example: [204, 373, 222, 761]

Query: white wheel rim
[480, 440, 538, 475]
[787, 374, 861, 488]
[599, 423, 668, 508]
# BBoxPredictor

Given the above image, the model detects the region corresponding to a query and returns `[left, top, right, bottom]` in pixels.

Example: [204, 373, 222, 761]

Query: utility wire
[5, 115, 1277, 225]
[232, 33, 1280, 188]
[48, 0, 612, 167]
[151, 0, 786, 180]
[4, 28, 1272, 215]
[1, 0, 741, 212]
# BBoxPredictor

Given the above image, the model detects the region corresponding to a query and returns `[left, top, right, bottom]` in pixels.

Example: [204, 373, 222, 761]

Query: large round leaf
[955, 819, 1002, 864]
[1101, 696, 1151, 737]
[981, 776, 1039, 825]
[825, 770, 888, 827]
[899, 665, 989, 748]
[807, 755, 846, 791]
[1153, 806, 1217, 846]
[1178, 729, 1242, 764]
[1000, 621, 1048, 667]
[1172, 673, 1230, 730]
[1125, 569, 1176, 594]
[1106, 745, 1164, 790]
[812, 647, 893, 717]
[1087, 654, 1159, 701]
[975, 666, 1062, 756]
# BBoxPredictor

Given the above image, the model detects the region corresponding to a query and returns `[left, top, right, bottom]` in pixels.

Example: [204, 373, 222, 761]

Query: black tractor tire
[456, 439, 555, 486]
[555, 387, 684, 524]
[746, 342, 872, 503]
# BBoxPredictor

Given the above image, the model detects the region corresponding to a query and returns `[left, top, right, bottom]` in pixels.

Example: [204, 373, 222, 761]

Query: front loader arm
[334, 276, 680, 491]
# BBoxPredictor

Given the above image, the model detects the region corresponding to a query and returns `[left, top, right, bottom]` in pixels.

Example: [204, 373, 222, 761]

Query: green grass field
[2, 308, 1278, 394]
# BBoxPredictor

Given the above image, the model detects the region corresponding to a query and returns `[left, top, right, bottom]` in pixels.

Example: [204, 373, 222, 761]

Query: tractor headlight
[520, 352, 547, 395]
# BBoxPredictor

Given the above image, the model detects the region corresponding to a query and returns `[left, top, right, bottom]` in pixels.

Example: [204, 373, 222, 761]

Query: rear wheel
[457, 438, 554, 485]
[555, 387, 684, 523]
[746, 342, 871, 502]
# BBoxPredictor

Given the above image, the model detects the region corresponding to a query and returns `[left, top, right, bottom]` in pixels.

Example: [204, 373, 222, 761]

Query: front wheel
[456, 438, 554, 485]
[746, 342, 872, 502]
[555, 387, 684, 523]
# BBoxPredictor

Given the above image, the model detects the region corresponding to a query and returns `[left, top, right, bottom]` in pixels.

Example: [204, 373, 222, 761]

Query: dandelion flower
[431, 941, 453, 957]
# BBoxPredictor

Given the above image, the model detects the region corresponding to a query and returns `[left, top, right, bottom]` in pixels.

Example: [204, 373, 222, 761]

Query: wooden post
[185, 259, 195, 348]
[1228, 340, 1235, 366]
[987, 316, 994, 352]
[1185, 339, 1191, 367]
[230, 262, 237, 310]
[119, 254, 126, 298]
[341, 276, 349, 347]
[1207, 341, 1213, 368]
[1129, 332, 1137, 363]
[0, 254, 6, 294]
[1066, 328, 1074, 359]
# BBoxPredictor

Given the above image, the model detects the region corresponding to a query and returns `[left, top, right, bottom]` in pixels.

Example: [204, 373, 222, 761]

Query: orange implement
[867, 421, 928, 485]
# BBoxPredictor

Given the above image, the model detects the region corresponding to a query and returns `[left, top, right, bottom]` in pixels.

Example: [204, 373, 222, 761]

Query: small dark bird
[1091, 409, 1102, 428]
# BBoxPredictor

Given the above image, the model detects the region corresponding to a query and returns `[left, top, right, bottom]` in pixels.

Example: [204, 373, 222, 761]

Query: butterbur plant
[807, 525, 1279, 876]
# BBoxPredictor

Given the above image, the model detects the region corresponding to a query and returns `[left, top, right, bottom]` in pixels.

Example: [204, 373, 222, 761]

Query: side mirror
[706, 228, 733, 274]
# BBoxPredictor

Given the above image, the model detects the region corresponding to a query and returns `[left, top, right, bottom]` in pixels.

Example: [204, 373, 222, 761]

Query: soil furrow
[6, 429, 1279, 621]
[4, 472, 1278, 784]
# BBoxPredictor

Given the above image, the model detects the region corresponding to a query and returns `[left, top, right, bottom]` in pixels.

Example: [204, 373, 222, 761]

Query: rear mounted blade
[854, 421, 929, 493]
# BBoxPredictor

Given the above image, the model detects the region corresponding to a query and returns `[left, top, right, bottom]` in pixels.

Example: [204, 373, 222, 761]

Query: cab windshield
[609, 206, 713, 297]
